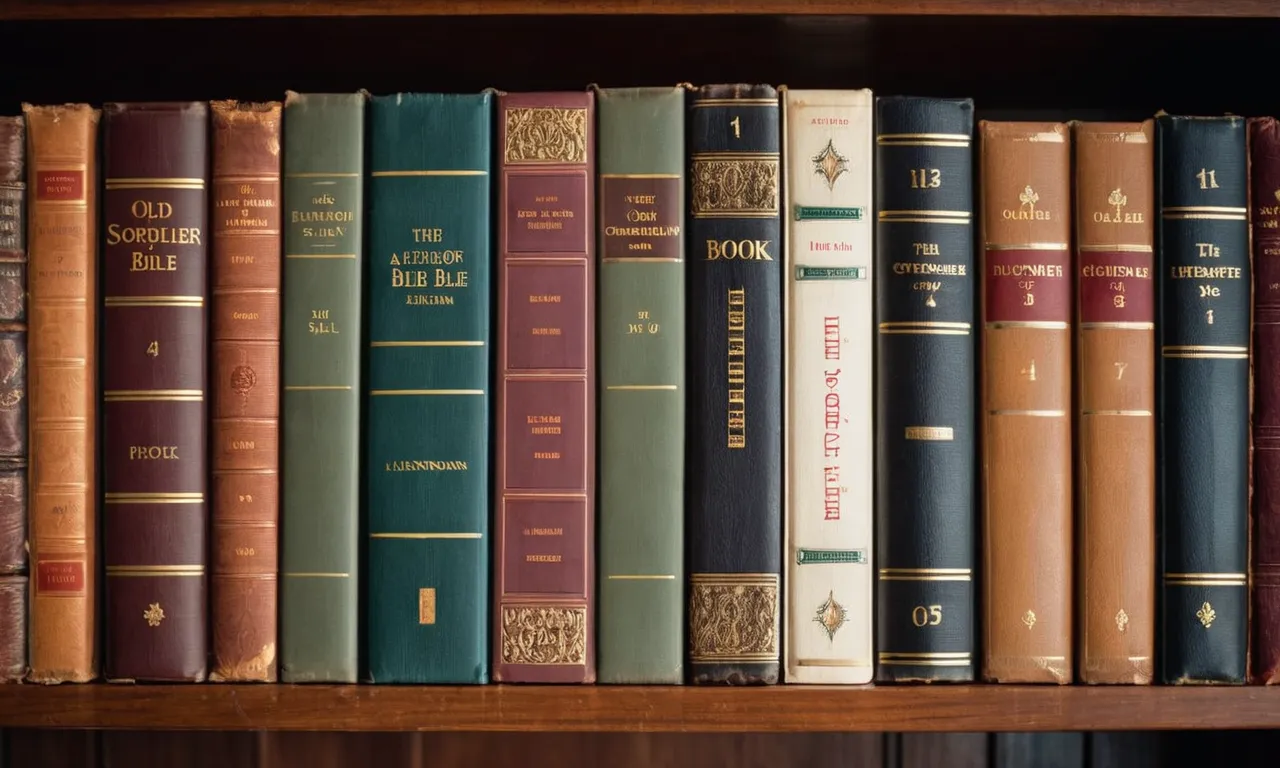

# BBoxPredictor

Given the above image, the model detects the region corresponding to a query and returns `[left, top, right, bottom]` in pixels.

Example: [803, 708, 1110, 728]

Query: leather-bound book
[781, 87, 874, 684]
[367, 92, 492, 684]
[874, 97, 977, 683]
[22, 103, 98, 684]
[686, 84, 781, 685]
[1156, 114, 1249, 685]
[979, 121, 1073, 684]
[102, 102, 208, 682]
[595, 85, 685, 685]
[209, 100, 281, 682]
[1252, 116, 1280, 684]
[0, 116, 27, 682]
[493, 91, 596, 684]
[280, 92, 364, 683]
[1073, 120, 1156, 684]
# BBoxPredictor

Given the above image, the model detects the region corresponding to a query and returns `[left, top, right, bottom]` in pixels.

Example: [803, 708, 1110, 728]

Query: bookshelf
[0, 2, 1277, 766]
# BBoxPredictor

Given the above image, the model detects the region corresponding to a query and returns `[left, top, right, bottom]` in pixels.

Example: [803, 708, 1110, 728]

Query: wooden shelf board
[3, 0, 1280, 20]
[0, 684, 1279, 732]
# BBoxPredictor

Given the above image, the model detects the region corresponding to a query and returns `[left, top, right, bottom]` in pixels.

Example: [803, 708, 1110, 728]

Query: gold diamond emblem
[811, 139, 849, 191]
[1196, 602, 1216, 629]
[813, 590, 847, 641]
[143, 602, 165, 628]
[1115, 608, 1129, 632]
[1022, 610, 1037, 629]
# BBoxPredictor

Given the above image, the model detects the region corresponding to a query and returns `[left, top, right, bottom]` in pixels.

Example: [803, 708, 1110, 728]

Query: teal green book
[366, 92, 492, 683]
[596, 85, 686, 683]
[280, 91, 365, 683]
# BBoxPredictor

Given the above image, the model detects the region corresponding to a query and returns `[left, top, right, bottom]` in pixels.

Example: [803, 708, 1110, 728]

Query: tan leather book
[979, 121, 1072, 683]
[1073, 121, 1156, 684]
[22, 103, 99, 683]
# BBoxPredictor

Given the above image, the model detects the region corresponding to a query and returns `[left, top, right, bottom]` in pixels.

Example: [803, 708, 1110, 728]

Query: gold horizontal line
[1081, 321, 1154, 330]
[285, 254, 356, 259]
[283, 572, 350, 578]
[502, 492, 588, 499]
[1083, 409, 1152, 416]
[877, 133, 970, 142]
[285, 172, 359, 178]
[600, 173, 680, 179]
[691, 654, 778, 663]
[605, 385, 678, 391]
[106, 177, 204, 184]
[878, 574, 972, 582]
[104, 389, 202, 396]
[879, 321, 971, 330]
[988, 409, 1066, 417]
[1165, 572, 1247, 580]
[602, 257, 684, 263]
[878, 329, 969, 336]
[878, 651, 972, 659]
[1165, 580, 1247, 586]
[370, 533, 482, 539]
[106, 183, 204, 190]
[285, 385, 352, 391]
[691, 99, 777, 107]
[878, 140, 971, 148]
[370, 389, 484, 396]
[878, 659, 971, 667]
[216, 175, 279, 183]
[878, 218, 972, 225]
[1162, 345, 1247, 353]
[104, 299, 204, 308]
[1162, 214, 1246, 221]
[985, 242, 1069, 251]
[1163, 352, 1248, 359]
[691, 152, 780, 160]
[987, 321, 1069, 330]
[692, 212, 778, 219]
[878, 210, 971, 218]
[104, 295, 203, 303]
[370, 341, 484, 347]
[1162, 206, 1247, 214]
[370, 170, 487, 177]
[607, 574, 676, 580]
[879, 568, 971, 575]
[106, 566, 205, 576]
[1077, 244, 1153, 253]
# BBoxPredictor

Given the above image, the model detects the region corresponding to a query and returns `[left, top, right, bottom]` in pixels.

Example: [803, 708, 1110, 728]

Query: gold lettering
[529, 294, 562, 303]
[706, 239, 773, 261]
[910, 168, 941, 189]
[533, 452, 561, 460]
[231, 441, 255, 451]
[308, 308, 339, 335]
[525, 554, 563, 562]
[1197, 168, 1219, 189]
[531, 327, 562, 336]
[912, 604, 943, 627]
[129, 445, 179, 460]
[728, 288, 746, 449]
[383, 460, 470, 472]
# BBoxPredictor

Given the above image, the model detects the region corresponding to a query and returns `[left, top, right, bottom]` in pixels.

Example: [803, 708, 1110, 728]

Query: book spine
[0, 115, 26, 683]
[209, 100, 282, 682]
[101, 102, 208, 682]
[595, 85, 685, 684]
[873, 97, 977, 682]
[493, 91, 596, 684]
[367, 92, 492, 684]
[1156, 114, 1249, 684]
[686, 84, 782, 685]
[22, 103, 99, 684]
[280, 91, 364, 683]
[1251, 116, 1280, 684]
[781, 88, 874, 684]
[979, 120, 1073, 684]
[1073, 120, 1156, 684]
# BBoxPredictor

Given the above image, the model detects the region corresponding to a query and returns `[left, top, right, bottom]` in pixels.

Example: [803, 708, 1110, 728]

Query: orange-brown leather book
[979, 121, 1073, 683]
[1073, 120, 1156, 684]
[209, 100, 281, 682]
[22, 103, 99, 684]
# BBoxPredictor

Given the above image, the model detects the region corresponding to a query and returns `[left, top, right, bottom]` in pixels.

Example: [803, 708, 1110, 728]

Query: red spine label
[600, 177, 681, 259]
[1078, 250, 1154, 324]
[36, 559, 86, 595]
[984, 247, 1071, 323]
[506, 173, 589, 254]
[35, 170, 85, 202]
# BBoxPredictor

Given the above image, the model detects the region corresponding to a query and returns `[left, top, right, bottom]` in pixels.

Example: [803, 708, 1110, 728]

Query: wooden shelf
[0, 685, 1279, 732]
[2, 0, 1280, 21]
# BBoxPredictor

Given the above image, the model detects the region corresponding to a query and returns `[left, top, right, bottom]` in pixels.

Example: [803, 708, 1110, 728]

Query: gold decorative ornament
[500, 605, 587, 665]
[504, 107, 588, 164]
[143, 602, 165, 628]
[1022, 609, 1037, 629]
[1196, 602, 1216, 629]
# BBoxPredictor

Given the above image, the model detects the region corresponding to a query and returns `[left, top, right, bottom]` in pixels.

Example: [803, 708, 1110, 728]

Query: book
[1073, 119, 1156, 684]
[874, 96, 977, 682]
[493, 90, 596, 683]
[209, 100, 282, 682]
[686, 84, 782, 685]
[280, 91, 365, 683]
[0, 115, 26, 683]
[22, 103, 99, 684]
[101, 101, 209, 682]
[595, 85, 686, 684]
[978, 120, 1073, 684]
[1156, 113, 1249, 685]
[366, 92, 492, 684]
[781, 87, 874, 684]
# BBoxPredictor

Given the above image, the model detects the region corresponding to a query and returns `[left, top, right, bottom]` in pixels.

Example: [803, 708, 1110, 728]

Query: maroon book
[102, 102, 208, 682]
[493, 91, 596, 683]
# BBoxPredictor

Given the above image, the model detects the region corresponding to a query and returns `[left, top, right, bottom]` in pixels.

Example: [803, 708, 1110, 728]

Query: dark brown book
[102, 102, 208, 682]
[0, 116, 27, 683]
[208, 100, 281, 682]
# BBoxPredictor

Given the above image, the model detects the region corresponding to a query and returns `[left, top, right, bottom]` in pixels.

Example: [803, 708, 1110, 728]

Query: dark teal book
[365, 92, 492, 683]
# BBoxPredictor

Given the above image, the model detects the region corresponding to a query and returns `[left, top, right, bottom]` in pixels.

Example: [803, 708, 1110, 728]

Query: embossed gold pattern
[690, 573, 779, 662]
[1022, 609, 1037, 629]
[691, 155, 779, 217]
[503, 107, 588, 164]
[500, 605, 587, 665]
[1197, 601, 1216, 629]
[1115, 608, 1129, 632]
[143, 602, 165, 628]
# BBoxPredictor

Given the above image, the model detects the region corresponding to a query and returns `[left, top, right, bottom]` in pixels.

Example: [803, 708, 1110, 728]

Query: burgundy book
[0, 116, 27, 682]
[1252, 117, 1280, 683]
[102, 102, 208, 682]
[493, 91, 596, 683]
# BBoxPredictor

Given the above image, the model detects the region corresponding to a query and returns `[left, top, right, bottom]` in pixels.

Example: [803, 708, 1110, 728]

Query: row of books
[0, 84, 1265, 687]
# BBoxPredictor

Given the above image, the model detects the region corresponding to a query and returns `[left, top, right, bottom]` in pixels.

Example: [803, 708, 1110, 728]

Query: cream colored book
[781, 87, 875, 683]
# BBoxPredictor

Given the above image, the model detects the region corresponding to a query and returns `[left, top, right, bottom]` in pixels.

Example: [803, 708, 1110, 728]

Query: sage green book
[596, 85, 686, 683]
[280, 91, 364, 682]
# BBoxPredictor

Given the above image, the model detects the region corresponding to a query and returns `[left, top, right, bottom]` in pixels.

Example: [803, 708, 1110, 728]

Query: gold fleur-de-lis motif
[1022, 610, 1037, 629]
[143, 602, 165, 628]
[1196, 602, 1216, 629]
[1107, 187, 1127, 218]
[1115, 608, 1129, 632]
[1018, 185, 1039, 214]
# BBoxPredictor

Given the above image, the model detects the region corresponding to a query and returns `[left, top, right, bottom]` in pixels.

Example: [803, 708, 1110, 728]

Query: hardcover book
[0, 116, 26, 683]
[686, 84, 782, 685]
[781, 87, 874, 684]
[101, 102, 209, 682]
[367, 92, 492, 684]
[874, 97, 977, 683]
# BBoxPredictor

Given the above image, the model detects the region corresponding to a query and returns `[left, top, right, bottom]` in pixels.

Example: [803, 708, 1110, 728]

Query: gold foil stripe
[369, 341, 484, 347]
[285, 385, 352, 391]
[216, 175, 279, 183]
[691, 573, 778, 584]
[690, 654, 778, 663]
[876, 141, 971, 148]
[104, 296, 203, 308]
[1077, 244, 1153, 253]
[1162, 352, 1248, 359]
[876, 133, 971, 142]
[878, 651, 972, 659]
[905, 426, 954, 441]
[880, 568, 972, 576]
[369, 389, 484, 396]
[104, 389, 202, 401]
[878, 659, 971, 667]
[878, 329, 970, 336]
[1162, 345, 1247, 353]
[878, 574, 972, 582]
[1165, 572, 1247, 580]
[285, 253, 357, 259]
[691, 98, 777, 107]
[1081, 321, 1154, 330]
[880, 218, 971, 225]
[987, 321, 1069, 330]
[878, 210, 972, 218]
[1162, 213, 1247, 221]
[369, 533, 482, 539]
[605, 385, 679, 391]
[1162, 206, 1247, 214]
[370, 170, 487, 177]
[988, 409, 1066, 417]
[1083, 409, 1152, 416]
[607, 574, 677, 580]
[283, 572, 350, 578]
[692, 212, 777, 219]
[985, 242, 1069, 251]
[600, 173, 681, 179]
[602, 257, 684, 263]
[879, 321, 971, 330]
[690, 152, 781, 160]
